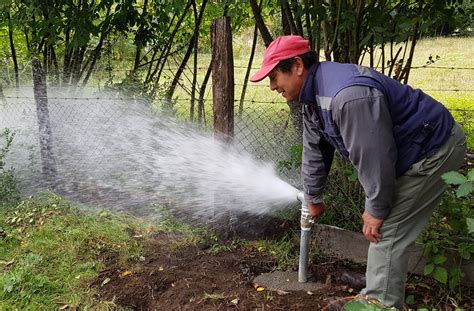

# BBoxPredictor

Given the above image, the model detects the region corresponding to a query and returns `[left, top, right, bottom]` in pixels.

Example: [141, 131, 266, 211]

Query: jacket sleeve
[332, 86, 398, 219]
[302, 105, 335, 203]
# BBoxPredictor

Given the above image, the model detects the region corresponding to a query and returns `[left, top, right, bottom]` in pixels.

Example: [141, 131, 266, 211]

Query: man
[250, 35, 466, 309]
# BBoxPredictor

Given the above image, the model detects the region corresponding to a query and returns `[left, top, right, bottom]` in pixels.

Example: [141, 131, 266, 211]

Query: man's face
[268, 58, 306, 102]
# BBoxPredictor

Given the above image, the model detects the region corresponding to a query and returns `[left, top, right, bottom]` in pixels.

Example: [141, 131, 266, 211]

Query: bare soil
[91, 231, 473, 311]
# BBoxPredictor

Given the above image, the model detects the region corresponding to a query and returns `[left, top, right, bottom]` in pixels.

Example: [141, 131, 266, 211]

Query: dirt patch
[92, 235, 353, 310]
[91, 233, 473, 310]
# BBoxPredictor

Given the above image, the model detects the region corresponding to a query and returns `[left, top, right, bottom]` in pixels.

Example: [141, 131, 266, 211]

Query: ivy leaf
[456, 182, 473, 198]
[467, 218, 474, 235]
[433, 254, 447, 265]
[448, 268, 464, 289]
[424, 263, 434, 275]
[405, 295, 415, 305]
[433, 266, 448, 284]
[467, 169, 474, 181]
[442, 171, 467, 185]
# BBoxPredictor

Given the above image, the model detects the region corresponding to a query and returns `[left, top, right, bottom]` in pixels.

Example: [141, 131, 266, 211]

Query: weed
[419, 169, 474, 304]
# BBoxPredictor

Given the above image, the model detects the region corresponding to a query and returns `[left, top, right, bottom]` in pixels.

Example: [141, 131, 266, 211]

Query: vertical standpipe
[297, 192, 314, 282]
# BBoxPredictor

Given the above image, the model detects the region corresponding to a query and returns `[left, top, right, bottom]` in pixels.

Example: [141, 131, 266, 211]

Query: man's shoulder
[333, 85, 384, 107]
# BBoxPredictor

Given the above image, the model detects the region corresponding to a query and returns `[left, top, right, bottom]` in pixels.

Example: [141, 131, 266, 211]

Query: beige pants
[360, 123, 467, 309]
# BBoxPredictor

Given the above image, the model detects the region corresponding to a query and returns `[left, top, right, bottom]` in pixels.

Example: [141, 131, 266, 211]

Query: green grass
[0, 193, 149, 309]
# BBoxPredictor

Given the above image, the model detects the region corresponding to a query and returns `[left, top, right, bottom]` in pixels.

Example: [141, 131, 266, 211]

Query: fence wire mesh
[1, 80, 473, 213]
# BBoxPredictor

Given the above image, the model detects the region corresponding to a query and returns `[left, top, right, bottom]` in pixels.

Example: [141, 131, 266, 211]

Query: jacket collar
[299, 62, 320, 104]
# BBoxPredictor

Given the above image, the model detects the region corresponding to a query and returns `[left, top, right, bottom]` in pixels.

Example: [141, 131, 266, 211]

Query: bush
[0, 128, 20, 207]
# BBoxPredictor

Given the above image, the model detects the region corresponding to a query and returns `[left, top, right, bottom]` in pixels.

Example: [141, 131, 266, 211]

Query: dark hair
[276, 51, 317, 73]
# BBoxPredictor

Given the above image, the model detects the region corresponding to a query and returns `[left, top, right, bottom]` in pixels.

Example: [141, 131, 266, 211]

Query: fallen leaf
[307, 291, 314, 295]
[230, 298, 239, 305]
[121, 271, 132, 277]
[158, 266, 164, 271]
[59, 304, 69, 310]
[101, 277, 111, 287]
[256, 286, 265, 292]
[145, 226, 153, 234]
[276, 290, 290, 296]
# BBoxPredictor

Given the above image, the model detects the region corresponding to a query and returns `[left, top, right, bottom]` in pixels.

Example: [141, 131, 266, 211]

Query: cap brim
[250, 62, 278, 82]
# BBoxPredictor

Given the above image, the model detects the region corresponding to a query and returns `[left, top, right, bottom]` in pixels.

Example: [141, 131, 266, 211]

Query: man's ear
[294, 57, 305, 76]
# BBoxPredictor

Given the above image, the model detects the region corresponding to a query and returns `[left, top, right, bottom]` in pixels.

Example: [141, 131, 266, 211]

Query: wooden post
[212, 17, 234, 143]
[32, 58, 57, 190]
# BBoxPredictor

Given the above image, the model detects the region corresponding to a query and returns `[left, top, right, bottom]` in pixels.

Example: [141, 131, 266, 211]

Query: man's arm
[302, 105, 335, 215]
[332, 86, 398, 242]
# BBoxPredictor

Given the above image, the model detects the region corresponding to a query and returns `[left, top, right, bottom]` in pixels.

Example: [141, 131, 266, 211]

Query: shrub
[0, 128, 20, 207]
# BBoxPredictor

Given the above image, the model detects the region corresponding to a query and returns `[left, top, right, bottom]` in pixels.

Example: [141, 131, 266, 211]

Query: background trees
[0, 0, 470, 91]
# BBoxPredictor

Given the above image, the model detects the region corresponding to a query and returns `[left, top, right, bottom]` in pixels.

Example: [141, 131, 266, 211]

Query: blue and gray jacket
[300, 61, 454, 218]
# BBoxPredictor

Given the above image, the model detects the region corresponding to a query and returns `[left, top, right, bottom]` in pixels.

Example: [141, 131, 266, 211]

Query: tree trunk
[165, 0, 208, 102]
[212, 17, 234, 143]
[400, 0, 423, 84]
[198, 59, 212, 125]
[281, 1, 297, 35]
[32, 59, 57, 190]
[133, 0, 149, 71]
[148, 1, 192, 92]
[239, 23, 258, 117]
[190, 0, 199, 121]
[62, 28, 73, 86]
[7, 12, 19, 88]
[291, 0, 304, 36]
[249, 0, 273, 46]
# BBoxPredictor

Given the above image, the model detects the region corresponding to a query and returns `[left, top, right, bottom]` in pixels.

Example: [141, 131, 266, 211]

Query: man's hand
[308, 202, 326, 220]
[362, 210, 384, 243]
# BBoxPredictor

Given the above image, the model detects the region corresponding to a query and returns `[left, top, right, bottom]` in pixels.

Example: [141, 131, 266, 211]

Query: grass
[0, 193, 149, 309]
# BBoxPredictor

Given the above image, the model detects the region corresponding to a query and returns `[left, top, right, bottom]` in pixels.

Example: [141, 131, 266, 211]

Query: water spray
[297, 191, 314, 283]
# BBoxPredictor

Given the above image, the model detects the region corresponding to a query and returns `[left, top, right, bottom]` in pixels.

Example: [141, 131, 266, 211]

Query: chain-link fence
[1, 74, 473, 216]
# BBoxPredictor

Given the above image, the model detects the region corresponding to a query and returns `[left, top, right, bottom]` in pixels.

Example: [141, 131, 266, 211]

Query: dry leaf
[121, 271, 132, 277]
[256, 286, 265, 292]
[59, 304, 69, 310]
[306, 291, 314, 295]
[230, 298, 239, 305]
[158, 266, 164, 271]
[101, 277, 111, 287]
[276, 290, 290, 296]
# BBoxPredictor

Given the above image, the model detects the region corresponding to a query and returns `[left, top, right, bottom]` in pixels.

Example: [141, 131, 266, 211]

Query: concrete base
[313, 224, 474, 286]
[253, 271, 325, 291]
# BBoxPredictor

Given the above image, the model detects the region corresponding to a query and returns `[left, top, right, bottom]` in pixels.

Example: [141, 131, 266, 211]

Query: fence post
[32, 58, 58, 190]
[211, 16, 234, 143]
[211, 17, 235, 238]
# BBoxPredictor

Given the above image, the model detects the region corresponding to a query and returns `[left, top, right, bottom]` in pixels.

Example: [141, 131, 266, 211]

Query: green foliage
[0, 128, 20, 207]
[420, 168, 474, 294]
[277, 143, 302, 171]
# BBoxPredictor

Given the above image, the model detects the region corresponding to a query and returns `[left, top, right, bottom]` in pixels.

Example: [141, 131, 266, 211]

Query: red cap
[250, 35, 311, 82]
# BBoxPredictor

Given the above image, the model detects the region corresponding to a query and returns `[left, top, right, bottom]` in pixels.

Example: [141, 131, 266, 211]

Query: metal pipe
[297, 191, 314, 283]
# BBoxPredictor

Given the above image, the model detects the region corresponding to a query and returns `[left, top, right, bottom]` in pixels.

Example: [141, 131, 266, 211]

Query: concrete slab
[312, 224, 474, 286]
[253, 271, 325, 291]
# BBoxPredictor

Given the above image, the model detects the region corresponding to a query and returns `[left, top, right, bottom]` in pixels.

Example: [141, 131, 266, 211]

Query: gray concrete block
[311, 224, 474, 286]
